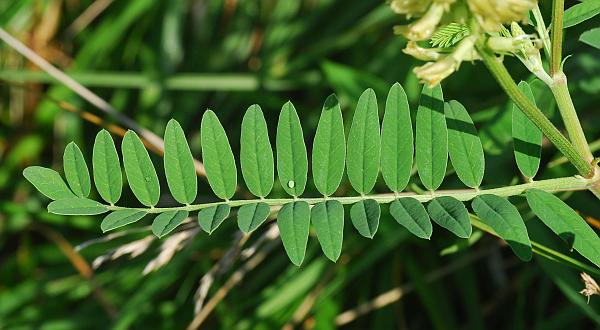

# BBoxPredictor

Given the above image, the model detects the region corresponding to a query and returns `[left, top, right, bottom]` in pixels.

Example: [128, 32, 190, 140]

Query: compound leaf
[312, 94, 346, 196]
[390, 197, 432, 239]
[381, 82, 413, 193]
[23, 166, 75, 200]
[416, 84, 447, 191]
[445, 100, 484, 188]
[101, 209, 147, 232]
[152, 210, 189, 238]
[241, 105, 274, 198]
[427, 196, 471, 238]
[350, 199, 380, 238]
[63, 142, 91, 197]
[164, 119, 197, 204]
[201, 110, 237, 200]
[122, 130, 160, 207]
[311, 200, 344, 262]
[237, 202, 270, 234]
[347, 88, 380, 194]
[277, 102, 308, 197]
[92, 130, 122, 204]
[472, 194, 532, 261]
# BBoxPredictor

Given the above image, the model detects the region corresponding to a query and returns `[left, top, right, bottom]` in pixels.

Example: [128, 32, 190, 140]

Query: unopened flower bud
[414, 35, 477, 86]
[394, 2, 447, 41]
[403, 41, 441, 61]
[389, 0, 432, 17]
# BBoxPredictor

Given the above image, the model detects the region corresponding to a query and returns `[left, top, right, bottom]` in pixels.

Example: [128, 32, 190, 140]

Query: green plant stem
[532, 4, 551, 59]
[550, 0, 564, 76]
[106, 175, 594, 213]
[478, 48, 595, 178]
[549, 72, 594, 162]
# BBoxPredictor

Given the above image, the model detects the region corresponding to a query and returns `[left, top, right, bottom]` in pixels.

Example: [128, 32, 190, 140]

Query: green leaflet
[350, 199, 380, 238]
[381, 82, 413, 193]
[276, 101, 308, 197]
[122, 130, 160, 207]
[416, 84, 447, 191]
[240, 105, 274, 198]
[311, 200, 344, 262]
[152, 210, 189, 238]
[512, 81, 541, 180]
[580, 28, 600, 49]
[312, 94, 346, 196]
[164, 119, 197, 204]
[563, 1, 600, 28]
[427, 196, 471, 238]
[48, 198, 108, 215]
[389, 198, 432, 239]
[198, 204, 231, 234]
[101, 209, 147, 232]
[472, 195, 532, 261]
[92, 130, 122, 204]
[526, 189, 600, 268]
[201, 110, 238, 200]
[63, 142, 91, 197]
[237, 202, 271, 234]
[277, 201, 310, 266]
[445, 100, 485, 188]
[346, 88, 380, 194]
[23, 166, 75, 200]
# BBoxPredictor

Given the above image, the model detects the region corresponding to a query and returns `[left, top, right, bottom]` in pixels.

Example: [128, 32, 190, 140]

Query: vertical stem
[549, 73, 594, 162]
[477, 48, 594, 178]
[550, 0, 564, 76]
[532, 4, 551, 60]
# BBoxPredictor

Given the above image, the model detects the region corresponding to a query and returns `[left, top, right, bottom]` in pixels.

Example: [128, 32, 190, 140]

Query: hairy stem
[107, 175, 594, 213]
[478, 47, 594, 178]
[550, 0, 564, 76]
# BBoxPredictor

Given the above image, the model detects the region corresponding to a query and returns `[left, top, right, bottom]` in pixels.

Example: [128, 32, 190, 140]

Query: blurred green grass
[1, 0, 600, 329]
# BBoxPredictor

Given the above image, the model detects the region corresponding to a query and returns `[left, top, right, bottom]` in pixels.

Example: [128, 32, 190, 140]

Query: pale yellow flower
[467, 0, 537, 32]
[394, 1, 447, 41]
[389, 0, 431, 17]
[402, 41, 441, 61]
[414, 35, 478, 86]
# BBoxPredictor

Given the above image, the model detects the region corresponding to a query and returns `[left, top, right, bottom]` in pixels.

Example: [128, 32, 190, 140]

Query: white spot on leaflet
[287, 180, 295, 189]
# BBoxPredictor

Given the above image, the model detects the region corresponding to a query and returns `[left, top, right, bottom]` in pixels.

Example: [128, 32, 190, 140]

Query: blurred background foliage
[1, 0, 600, 329]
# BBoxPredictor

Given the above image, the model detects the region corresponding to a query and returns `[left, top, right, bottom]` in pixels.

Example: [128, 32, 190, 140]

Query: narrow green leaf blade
[237, 202, 271, 234]
[472, 195, 532, 261]
[526, 189, 600, 268]
[48, 198, 108, 215]
[276, 101, 308, 197]
[513, 81, 541, 179]
[198, 204, 231, 234]
[23, 166, 75, 200]
[564, 1, 600, 28]
[201, 110, 238, 200]
[63, 142, 91, 197]
[381, 82, 413, 193]
[312, 94, 346, 196]
[101, 209, 147, 232]
[580, 27, 600, 50]
[152, 210, 189, 238]
[427, 196, 471, 238]
[416, 84, 447, 191]
[311, 200, 344, 262]
[164, 119, 197, 204]
[346, 88, 381, 194]
[350, 199, 380, 238]
[277, 201, 310, 266]
[445, 100, 485, 188]
[390, 197, 432, 239]
[122, 130, 160, 207]
[92, 130, 122, 204]
[241, 105, 274, 198]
